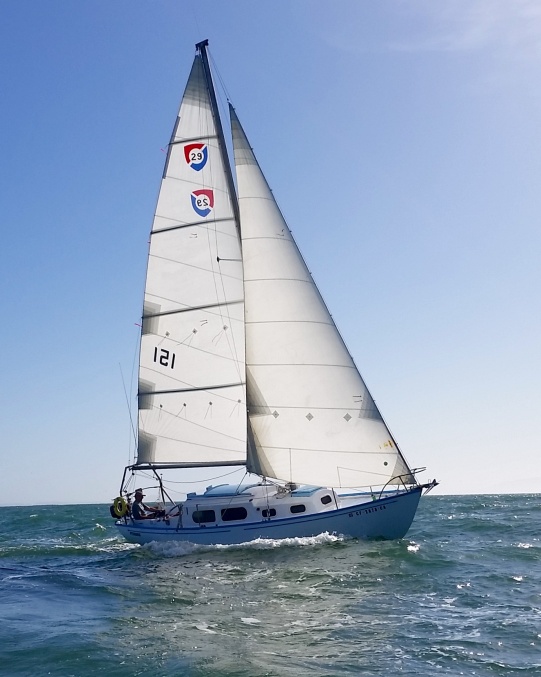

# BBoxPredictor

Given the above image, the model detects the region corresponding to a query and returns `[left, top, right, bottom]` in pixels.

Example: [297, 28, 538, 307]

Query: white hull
[116, 486, 422, 546]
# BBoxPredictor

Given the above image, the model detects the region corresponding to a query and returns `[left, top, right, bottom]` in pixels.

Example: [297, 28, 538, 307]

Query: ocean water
[1, 495, 540, 677]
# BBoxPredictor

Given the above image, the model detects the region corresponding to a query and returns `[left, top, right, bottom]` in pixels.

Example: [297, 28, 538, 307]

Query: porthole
[221, 507, 248, 521]
[192, 509, 215, 523]
[321, 495, 332, 505]
[290, 504, 306, 514]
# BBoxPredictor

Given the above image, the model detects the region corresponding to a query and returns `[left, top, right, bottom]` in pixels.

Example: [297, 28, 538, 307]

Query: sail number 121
[153, 347, 176, 369]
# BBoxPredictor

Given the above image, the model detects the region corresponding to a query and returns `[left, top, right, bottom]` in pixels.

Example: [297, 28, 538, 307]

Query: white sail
[136, 56, 246, 466]
[231, 106, 413, 488]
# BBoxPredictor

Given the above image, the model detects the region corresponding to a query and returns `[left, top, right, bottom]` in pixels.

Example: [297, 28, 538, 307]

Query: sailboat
[111, 40, 437, 546]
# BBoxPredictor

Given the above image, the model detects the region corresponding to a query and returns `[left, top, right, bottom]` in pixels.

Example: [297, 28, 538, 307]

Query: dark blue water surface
[1, 495, 540, 676]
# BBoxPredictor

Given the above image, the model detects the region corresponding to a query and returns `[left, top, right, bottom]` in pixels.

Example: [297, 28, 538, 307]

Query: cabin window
[321, 495, 332, 505]
[192, 509, 216, 523]
[221, 507, 248, 521]
[290, 504, 306, 514]
[262, 508, 276, 518]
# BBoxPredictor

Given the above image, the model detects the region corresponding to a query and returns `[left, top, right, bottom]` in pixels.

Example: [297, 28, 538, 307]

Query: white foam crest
[194, 623, 217, 634]
[91, 537, 139, 553]
[144, 532, 344, 557]
[220, 532, 345, 550]
[144, 540, 206, 557]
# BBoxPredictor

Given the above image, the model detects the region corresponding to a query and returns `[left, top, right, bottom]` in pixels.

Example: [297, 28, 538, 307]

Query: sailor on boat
[131, 489, 165, 520]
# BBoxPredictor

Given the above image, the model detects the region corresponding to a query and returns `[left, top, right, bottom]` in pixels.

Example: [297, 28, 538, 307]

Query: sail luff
[230, 106, 414, 488]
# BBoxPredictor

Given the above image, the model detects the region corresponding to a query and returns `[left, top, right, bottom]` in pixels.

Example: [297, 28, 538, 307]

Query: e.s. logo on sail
[184, 143, 208, 171]
[191, 189, 214, 217]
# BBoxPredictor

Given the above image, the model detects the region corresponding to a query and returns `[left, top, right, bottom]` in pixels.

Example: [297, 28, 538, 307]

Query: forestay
[230, 107, 413, 488]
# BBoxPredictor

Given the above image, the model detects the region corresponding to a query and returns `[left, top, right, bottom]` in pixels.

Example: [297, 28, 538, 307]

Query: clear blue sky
[2, 1, 540, 505]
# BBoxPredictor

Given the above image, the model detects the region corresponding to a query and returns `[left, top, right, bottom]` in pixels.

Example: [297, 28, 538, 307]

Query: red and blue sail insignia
[191, 189, 214, 217]
[184, 143, 208, 171]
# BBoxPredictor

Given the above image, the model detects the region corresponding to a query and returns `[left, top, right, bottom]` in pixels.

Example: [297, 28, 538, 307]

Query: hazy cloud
[391, 0, 541, 57]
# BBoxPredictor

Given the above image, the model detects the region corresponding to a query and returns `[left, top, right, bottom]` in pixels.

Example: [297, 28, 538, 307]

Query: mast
[196, 40, 241, 235]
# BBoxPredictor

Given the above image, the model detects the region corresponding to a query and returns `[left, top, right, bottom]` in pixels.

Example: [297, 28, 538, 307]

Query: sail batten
[170, 134, 220, 145]
[143, 300, 244, 319]
[140, 382, 245, 394]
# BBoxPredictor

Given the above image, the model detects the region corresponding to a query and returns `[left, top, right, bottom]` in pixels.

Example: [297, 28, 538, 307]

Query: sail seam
[237, 196, 275, 204]
[242, 235, 295, 241]
[139, 426, 245, 449]
[247, 363, 355, 368]
[244, 277, 313, 283]
[251, 446, 395, 456]
[144, 404, 245, 443]
[248, 405, 363, 411]
[147, 254, 242, 281]
[245, 320, 333, 326]
[152, 216, 234, 234]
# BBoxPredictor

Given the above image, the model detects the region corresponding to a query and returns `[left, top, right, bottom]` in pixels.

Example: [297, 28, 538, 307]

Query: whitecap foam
[194, 623, 217, 634]
[144, 540, 205, 557]
[144, 531, 344, 557]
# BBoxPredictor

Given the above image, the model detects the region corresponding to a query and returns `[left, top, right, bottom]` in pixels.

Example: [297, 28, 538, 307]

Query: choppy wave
[1, 495, 540, 676]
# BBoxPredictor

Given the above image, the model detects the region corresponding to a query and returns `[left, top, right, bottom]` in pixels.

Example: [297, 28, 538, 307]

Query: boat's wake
[144, 531, 346, 557]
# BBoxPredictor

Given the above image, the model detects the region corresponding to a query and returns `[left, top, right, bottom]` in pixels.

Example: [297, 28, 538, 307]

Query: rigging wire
[151, 466, 246, 486]
[221, 470, 250, 513]
[208, 49, 233, 104]
[129, 323, 141, 464]
[119, 363, 137, 455]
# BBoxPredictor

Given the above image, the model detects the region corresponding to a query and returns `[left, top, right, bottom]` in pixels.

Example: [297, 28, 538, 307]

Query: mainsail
[230, 107, 414, 488]
[136, 53, 246, 467]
